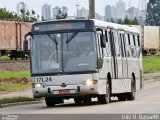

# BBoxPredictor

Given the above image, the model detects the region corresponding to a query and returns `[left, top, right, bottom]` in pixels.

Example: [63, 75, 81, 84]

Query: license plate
[59, 90, 70, 94]
[35, 76, 52, 83]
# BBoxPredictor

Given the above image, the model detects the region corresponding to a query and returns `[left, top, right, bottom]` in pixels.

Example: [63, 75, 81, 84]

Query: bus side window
[96, 34, 103, 57]
[137, 36, 140, 46]
[115, 31, 120, 57]
[125, 34, 131, 57]
[130, 34, 136, 58]
[105, 30, 110, 56]
[135, 35, 140, 58]
[119, 33, 124, 57]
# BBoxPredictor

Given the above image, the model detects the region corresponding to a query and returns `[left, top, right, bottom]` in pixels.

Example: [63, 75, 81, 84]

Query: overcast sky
[0, 0, 145, 16]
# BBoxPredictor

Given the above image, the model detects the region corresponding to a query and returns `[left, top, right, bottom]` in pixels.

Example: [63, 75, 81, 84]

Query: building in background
[105, 5, 112, 21]
[77, 7, 104, 20]
[116, 0, 125, 19]
[62, 6, 68, 15]
[128, 7, 137, 19]
[104, 5, 116, 21]
[52, 6, 68, 20]
[16, 2, 27, 16]
[96, 13, 105, 21]
[42, 4, 51, 20]
[52, 6, 61, 20]
[77, 7, 89, 18]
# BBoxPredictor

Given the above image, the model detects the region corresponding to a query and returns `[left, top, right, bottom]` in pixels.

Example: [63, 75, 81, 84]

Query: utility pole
[89, 0, 95, 19]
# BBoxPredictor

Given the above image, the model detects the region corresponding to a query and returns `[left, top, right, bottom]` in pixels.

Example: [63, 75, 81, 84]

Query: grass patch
[0, 71, 31, 92]
[0, 97, 38, 105]
[0, 55, 10, 61]
[0, 71, 30, 79]
[143, 56, 160, 73]
[0, 83, 31, 92]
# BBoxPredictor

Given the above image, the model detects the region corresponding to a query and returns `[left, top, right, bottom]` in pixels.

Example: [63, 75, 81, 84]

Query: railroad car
[0, 20, 32, 59]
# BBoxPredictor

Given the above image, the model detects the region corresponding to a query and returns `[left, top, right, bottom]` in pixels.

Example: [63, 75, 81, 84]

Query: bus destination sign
[33, 22, 86, 32]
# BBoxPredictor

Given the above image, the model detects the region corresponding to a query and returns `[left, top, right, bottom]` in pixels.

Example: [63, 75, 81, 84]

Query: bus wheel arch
[131, 73, 136, 92]
[97, 73, 111, 104]
[107, 72, 112, 99]
[127, 73, 136, 100]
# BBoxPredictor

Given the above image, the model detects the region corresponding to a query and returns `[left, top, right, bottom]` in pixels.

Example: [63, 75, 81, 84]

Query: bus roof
[92, 19, 140, 34]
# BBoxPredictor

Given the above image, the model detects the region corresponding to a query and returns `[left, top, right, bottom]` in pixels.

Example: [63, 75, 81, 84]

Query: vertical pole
[89, 0, 95, 19]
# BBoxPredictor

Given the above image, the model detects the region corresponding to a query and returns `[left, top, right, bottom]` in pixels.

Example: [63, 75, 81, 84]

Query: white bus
[28, 19, 143, 107]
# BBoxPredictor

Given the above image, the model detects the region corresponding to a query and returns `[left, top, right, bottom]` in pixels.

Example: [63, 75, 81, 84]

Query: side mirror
[23, 32, 33, 54]
[100, 34, 106, 48]
[96, 28, 106, 48]
[25, 32, 33, 40]
[97, 57, 103, 69]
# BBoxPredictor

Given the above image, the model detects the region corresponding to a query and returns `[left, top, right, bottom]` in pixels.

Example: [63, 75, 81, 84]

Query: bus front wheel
[127, 77, 136, 100]
[98, 81, 110, 104]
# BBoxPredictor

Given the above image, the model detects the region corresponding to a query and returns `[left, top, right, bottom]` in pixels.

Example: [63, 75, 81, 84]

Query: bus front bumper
[32, 84, 99, 98]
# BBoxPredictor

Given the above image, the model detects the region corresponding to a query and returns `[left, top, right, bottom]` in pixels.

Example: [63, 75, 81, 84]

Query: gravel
[0, 61, 30, 71]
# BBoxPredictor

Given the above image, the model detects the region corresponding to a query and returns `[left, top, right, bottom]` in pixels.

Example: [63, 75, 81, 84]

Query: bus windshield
[31, 32, 97, 74]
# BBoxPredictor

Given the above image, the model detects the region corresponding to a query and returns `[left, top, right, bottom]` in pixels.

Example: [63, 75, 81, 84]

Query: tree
[123, 16, 130, 24]
[25, 10, 30, 21]
[120, 16, 139, 25]
[131, 17, 139, 25]
[117, 19, 123, 24]
[0, 7, 38, 22]
[41, 16, 45, 21]
[110, 18, 115, 23]
[20, 8, 26, 21]
[56, 10, 67, 19]
[30, 10, 37, 21]
[146, 0, 160, 25]
[0, 8, 17, 20]
[19, 9, 38, 22]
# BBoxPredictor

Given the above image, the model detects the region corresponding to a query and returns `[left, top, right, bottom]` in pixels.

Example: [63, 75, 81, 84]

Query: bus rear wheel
[98, 82, 110, 104]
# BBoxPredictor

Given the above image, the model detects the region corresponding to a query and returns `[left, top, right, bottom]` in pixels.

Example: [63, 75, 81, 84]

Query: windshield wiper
[47, 34, 58, 45]
[66, 32, 78, 44]
[47, 34, 59, 53]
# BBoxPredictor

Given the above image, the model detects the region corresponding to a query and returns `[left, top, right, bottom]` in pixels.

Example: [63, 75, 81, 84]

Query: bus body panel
[32, 73, 106, 98]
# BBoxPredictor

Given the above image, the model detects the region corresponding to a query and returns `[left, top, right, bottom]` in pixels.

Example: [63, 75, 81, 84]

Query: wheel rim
[131, 76, 135, 97]
[132, 83, 135, 97]
[106, 83, 110, 103]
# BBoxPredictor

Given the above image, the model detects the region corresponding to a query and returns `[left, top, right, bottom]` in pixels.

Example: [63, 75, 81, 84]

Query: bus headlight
[36, 84, 41, 88]
[32, 83, 45, 88]
[82, 80, 98, 85]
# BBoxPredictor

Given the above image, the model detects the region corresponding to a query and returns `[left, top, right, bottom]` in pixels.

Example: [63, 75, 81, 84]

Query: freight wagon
[132, 25, 160, 55]
[0, 20, 32, 59]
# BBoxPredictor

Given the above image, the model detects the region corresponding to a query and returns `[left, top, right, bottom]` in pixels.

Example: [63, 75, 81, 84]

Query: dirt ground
[144, 72, 160, 81]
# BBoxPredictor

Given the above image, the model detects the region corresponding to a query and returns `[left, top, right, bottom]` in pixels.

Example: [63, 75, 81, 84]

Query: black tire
[74, 97, 83, 104]
[45, 97, 56, 107]
[98, 81, 110, 104]
[118, 94, 127, 101]
[83, 97, 91, 104]
[127, 77, 135, 100]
